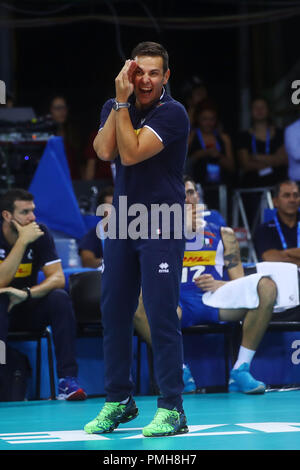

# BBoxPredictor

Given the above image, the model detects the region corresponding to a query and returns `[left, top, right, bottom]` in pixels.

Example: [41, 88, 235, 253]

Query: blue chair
[263, 208, 276, 223]
[264, 208, 300, 223]
[7, 327, 56, 400]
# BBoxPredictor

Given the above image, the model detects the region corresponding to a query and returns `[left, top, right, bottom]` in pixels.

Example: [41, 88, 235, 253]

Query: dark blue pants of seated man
[0, 289, 78, 381]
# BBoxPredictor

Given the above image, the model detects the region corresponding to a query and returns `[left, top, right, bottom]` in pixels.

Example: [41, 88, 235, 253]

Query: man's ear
[1, 210, 12, 223]
[272, 197, 278, 209]
[163, 69, 170, 85]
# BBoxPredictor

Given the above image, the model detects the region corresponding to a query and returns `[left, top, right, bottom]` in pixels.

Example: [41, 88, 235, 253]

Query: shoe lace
[96, 402, 125, 425]
[68, 377, 79, 387]
[152, 408, 179, 427]
[59, 377, 79, 391]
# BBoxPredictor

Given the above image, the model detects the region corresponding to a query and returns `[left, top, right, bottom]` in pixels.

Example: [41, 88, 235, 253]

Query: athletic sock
[120, 396, 130, 405]
[233, 346, 256, 370]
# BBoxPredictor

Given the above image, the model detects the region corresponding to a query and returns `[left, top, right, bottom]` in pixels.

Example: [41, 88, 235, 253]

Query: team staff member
[254, 180, 300, 265]
[0, 189, 86, 400]
[254, 180, 300, 321]
[84, 42, 189, 437]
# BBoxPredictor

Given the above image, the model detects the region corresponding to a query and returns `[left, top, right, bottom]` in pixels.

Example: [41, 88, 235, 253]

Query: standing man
[84, 42, 190, 437]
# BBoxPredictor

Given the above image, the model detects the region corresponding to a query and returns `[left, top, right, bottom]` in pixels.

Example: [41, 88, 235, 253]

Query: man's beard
[10, 220, 19, 235]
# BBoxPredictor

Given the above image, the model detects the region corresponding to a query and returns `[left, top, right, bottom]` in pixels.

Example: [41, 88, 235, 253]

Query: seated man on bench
[0, 188, 87, 400]
[254, 179, 300, 321]
[136, 177, 279, 394]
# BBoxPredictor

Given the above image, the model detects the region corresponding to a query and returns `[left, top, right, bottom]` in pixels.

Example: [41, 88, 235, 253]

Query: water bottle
[68, 239, 80, 268]
[89, 186, 99, 214]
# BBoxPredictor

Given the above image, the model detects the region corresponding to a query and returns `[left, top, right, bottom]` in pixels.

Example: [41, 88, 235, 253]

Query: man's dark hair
[98, 185, 114, 205]
[183, 175, 197, 190]
[130, 41, 169, 73]
[0, 188, 34, 218]
[273, 180, 300, 198]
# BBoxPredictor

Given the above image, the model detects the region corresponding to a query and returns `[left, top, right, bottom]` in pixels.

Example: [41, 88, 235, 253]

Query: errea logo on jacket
[158, 262, 169, 273]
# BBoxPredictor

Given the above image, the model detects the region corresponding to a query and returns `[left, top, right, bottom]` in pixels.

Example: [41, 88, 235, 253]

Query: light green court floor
[0, 391, 300, 451]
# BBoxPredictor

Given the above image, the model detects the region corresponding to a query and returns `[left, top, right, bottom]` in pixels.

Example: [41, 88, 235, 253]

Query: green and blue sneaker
[84, 397, 139, 434]
[142, 408, 189, 437]
[229, 363, 266, 394]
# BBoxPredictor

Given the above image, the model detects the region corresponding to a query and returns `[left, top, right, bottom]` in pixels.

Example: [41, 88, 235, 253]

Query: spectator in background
[182, 77, 208, 128]
[49, 95, 84, 180]
[236, 97, 288, 230]
[186, 99, 234, 209]
[83, 130, 114, 182]
[78, 186, 114, 268]
[284, 113, 300, 183]
[237, 97, 288, 189]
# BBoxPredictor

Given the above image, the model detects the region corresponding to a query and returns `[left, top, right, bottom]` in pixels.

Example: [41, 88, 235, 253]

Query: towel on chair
[202, 262, 299, 312]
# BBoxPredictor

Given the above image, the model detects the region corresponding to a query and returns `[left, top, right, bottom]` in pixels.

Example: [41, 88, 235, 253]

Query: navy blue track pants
[101, 236, 185, 412]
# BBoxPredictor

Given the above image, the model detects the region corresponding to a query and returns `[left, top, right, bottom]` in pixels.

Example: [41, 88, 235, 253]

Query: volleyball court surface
[1, 391, 300, 451]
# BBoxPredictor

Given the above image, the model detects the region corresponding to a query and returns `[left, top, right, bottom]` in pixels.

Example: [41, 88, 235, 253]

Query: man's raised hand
[12, 220, 44, 245]
[115, 59, 137, 103]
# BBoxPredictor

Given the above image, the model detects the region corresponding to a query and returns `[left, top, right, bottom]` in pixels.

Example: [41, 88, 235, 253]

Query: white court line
[2, 422, 300, 444]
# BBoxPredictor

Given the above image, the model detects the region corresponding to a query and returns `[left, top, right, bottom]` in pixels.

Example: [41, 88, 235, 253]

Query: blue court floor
[1, 390, 300, 452]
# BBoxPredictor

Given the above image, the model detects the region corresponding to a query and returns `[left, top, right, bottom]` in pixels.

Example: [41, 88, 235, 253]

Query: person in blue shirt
[78, 186, 114, 269]
[135, 177, 276, 395]
[0, 188, 86, 400]
[179, 181, 275, 395]
[84, 41, 190, 438]
[78, 227, 103, 269]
